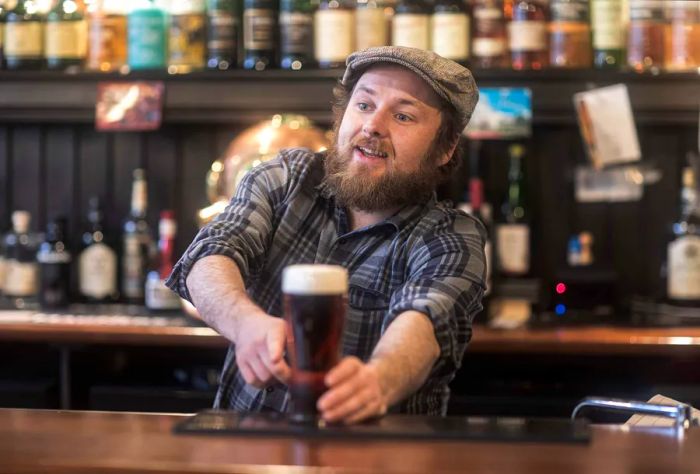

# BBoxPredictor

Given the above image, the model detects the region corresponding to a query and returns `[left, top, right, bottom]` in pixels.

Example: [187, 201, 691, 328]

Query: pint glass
[282, 264, 348, 422]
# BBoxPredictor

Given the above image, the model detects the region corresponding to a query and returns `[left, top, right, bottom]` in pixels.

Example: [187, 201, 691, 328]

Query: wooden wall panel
[112, 133, 144, 228]
[45, 126, 77, 231]
[11, 127, 43, 231]
[0, 127, 9, 229]
[145, 127, 179, 235]
[78, 127, 112, 238]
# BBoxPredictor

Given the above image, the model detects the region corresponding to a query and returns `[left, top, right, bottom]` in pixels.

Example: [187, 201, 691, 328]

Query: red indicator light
[556, 283, 567, 294]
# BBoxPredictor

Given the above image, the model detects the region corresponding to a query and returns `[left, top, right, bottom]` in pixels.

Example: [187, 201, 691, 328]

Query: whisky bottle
[4, 0, 45, 70]
[314, 0, 354, 69]
[79, 197, 117, 303]
[122, 169, 154, 304]
[37, 218, 72, 309]
[279, 0, 314, 70]
[206, 0, 238, 70]
[87, 0, 128, 72]
[591, 0, 625, 68]
[243, 0, 277, 70]
[431, 0, 469, 64]
[45, 0, 87, 70]
[664, 0, 700, 72]
[127, 0, 167, 70]
[355, 0, 389, 51]
[392, 0, 430, 50]
[145, 210, 182, 311]
[167, 0, 207, 73]
[508, 0, 548, 70]
[549, 0, 591, 68]
[3, 211, 39, 308]
[472, 0, 508, 69]
[627, 0, 666, 72]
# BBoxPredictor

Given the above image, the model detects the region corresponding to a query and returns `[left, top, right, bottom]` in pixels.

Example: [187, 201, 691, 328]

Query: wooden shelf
[0, 68, 698, 125]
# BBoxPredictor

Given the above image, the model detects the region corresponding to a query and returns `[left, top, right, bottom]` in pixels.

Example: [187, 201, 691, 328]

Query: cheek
[336, 112, 356, 148]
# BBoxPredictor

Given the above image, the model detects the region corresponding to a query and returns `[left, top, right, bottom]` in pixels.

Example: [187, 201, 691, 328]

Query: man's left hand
[316, 356, 388, 424]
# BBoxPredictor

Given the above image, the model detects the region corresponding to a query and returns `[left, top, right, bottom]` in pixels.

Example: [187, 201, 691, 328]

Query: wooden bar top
[3, 309, 700, 355]
[1, 408, 699, 474]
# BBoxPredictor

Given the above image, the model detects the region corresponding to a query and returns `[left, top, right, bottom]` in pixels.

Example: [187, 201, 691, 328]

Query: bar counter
[1, 408, 698, 474]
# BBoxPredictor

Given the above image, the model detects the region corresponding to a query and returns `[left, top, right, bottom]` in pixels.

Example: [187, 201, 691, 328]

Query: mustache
[344, 137, 392, 156]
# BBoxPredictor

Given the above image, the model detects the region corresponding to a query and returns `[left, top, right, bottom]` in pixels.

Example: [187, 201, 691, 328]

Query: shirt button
[266, 387, 274, 393]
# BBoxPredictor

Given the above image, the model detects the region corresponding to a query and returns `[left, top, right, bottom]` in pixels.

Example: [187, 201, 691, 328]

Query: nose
[362, 111, 387, 138]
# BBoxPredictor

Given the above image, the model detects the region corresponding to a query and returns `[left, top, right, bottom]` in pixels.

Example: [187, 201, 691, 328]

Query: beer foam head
[282, 264, 348, 295]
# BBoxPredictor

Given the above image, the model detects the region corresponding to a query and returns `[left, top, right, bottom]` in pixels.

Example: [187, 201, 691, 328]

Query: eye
[395, 113, 412, 122]
[357, 102, 369, 111]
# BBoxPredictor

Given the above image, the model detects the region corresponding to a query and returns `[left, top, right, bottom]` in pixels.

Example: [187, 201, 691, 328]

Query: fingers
[263, 323, 292, 383]
[324, 356, 362, 387]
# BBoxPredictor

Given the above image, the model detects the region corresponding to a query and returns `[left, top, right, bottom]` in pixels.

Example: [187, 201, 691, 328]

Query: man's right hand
[233, 313, 291, 388]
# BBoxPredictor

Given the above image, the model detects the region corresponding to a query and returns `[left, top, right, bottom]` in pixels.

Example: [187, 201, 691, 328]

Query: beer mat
[173, 411, 590, 444]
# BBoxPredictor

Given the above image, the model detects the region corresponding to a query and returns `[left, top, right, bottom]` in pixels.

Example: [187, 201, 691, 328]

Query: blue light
[555, 304, 566, 316]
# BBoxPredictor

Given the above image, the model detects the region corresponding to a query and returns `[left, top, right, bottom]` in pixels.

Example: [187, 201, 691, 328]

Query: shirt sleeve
[165, 155, 290, 302]
[385, 212, 486, 381]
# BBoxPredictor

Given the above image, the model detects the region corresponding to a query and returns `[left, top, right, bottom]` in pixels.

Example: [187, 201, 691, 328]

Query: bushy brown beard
[322, 134, 444, 212]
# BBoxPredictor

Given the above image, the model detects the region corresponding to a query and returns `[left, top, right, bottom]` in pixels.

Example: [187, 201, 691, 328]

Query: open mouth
[355, 146, 389, 159]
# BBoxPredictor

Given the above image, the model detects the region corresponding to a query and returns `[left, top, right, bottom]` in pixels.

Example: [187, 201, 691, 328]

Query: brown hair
[330, 69, 464, 180]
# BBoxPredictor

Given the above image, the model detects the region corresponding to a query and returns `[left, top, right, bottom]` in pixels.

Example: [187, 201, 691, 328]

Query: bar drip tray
[174, 410, 590, 443]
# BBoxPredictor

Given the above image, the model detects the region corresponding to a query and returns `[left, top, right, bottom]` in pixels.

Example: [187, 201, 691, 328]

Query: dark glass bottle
[472, 0, 508, 69]
[79, 197, 117, 303]
[496, 143, 530, 277]
[627, 0, 666, 72]
[0, 0, 7, 68]
[549, 0, 592, 68]
[467, 140, 493, 295]
[279, 0, 314, 70]
[37, 218, 72, 310]
[206, 0, 238, 70]
[508, 0, 548, 70]
[45, 0, 87, 70]
[431, 0, 469, 64]
[122, 169, 154, 304]
[392, 0, 430, 50]
[243, 0, 277, 70]
[314, 0, 354, 69]
[591, 0, 625, 68]
[4, 0, 45, 70]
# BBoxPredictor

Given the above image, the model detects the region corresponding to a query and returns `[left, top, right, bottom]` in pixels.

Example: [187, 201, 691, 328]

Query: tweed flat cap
[342, 46, 479, 130]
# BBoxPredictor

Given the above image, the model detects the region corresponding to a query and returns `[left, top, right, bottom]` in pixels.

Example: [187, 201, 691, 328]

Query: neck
[348, 207, 400, 232]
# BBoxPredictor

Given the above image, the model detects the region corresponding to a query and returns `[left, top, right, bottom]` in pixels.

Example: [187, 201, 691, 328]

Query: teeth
[358, 146, 388, 158]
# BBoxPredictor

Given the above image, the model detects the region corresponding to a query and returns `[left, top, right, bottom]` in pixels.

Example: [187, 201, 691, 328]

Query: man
[166, 46, 486, 424]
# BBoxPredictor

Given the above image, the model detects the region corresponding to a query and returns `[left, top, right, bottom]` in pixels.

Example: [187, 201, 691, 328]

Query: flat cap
[342, 46, 479, 131]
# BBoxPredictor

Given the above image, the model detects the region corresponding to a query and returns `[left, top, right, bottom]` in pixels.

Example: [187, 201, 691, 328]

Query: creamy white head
[282, 264, 348, 295]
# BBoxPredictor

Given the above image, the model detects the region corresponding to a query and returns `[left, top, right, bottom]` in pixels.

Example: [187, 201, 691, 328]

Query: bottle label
[128, 12, 167, 68]
[280, 11, 313, 55]
[668, 235, 700, 300]
[392, 14, 430, 50]
[629, 1, 665, 22]
[550, 0, 590, 23]
[46, 20, 88, 59]
[497, 224, 530, 275]
[244, 8, 275, 50]
[80, 243, 117, 299]
[314, 10, 354, 62]
[88, 14, 127, 70]
[591, 0, 625, 49]
[431, 13, 469, 60]
[5, 22, 43, 57]
[473, 37, 506, 57]
[0, 23, 4, 50]
[0, 257, 6, 289]
[355, 8, 388, 50]
[169, 13, 206, 67]
[4, 260, 39, 296]
[37, 251, 72, 264]
[145, 272, 182, 310]
[207, 10, 238, 54]
[123, 235, 146, 298]
[507, 20, 547, 52]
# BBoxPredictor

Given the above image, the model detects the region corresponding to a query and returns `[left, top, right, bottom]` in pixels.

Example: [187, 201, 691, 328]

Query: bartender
[167, 46, 486, 424]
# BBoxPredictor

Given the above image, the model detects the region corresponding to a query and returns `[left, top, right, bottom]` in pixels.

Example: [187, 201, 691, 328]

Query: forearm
[186, 255, 266, 343]
[368, 310, 441, 408]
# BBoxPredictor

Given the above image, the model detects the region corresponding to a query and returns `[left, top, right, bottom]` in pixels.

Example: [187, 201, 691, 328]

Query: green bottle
[128, 0, 167, 70]
[4, 0, 45, 70]
[45, 0, 88, 70]
[279, 0, 314, 70]
[591, 0, 625, 69]
[206, 0, 238, 69]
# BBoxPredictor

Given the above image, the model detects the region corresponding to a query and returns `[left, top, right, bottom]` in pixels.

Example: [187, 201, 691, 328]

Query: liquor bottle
[627, 0, 666, 72]
[392, 0, 430, 50]
[167, 0, 207, 73]
[355, 0, 389, 51]
[2, 211, 39, 308]
[243, 0, 277, 70]
[591, 0, 625, 68]
[666, 166, 700, 306]
[279, 0, 314, 69]
[87, 0, 128, 72]
[467, 140, 493, 294]
[496, 144, 530, 277]
[79, 197, 117, 302]
[122, 169, 154, 304]
[45, 0, 88, 70]
[127, 0, 167, 70]
[314, 0, 354, 69]
[471, 0, 508, 69]
[0, 0, 7, 68]
[431, 0, 469, 64]
[508, 0, 548, 70]
[549, 0, 591, 68]
[37, 218, 72, 310]
[206, 0, 238, 70]
[664, 0, 700, 72]
[145, 210, 182, 311]
[4, 0, 45, 70]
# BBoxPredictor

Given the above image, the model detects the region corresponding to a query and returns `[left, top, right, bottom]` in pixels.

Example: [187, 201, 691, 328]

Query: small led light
[555, 304, 566, 316]
[556, 283, 567, 294]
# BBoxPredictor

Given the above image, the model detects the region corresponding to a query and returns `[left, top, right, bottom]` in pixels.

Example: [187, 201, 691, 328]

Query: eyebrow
[355, 85, 420, 108]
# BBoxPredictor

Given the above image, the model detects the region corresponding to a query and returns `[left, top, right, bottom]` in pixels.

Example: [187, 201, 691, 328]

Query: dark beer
[282, 264, 348, 423]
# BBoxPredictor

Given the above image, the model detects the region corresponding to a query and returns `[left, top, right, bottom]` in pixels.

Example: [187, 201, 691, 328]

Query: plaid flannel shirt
[166, 148, 486, 415]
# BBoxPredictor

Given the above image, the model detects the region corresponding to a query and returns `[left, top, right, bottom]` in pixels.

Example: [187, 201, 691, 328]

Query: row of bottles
[0, 169, 181, 311]
[1, 0, 698, 72]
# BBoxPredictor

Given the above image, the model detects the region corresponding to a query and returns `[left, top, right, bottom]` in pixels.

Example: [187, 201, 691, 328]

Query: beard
[322, 134, 444, 212]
